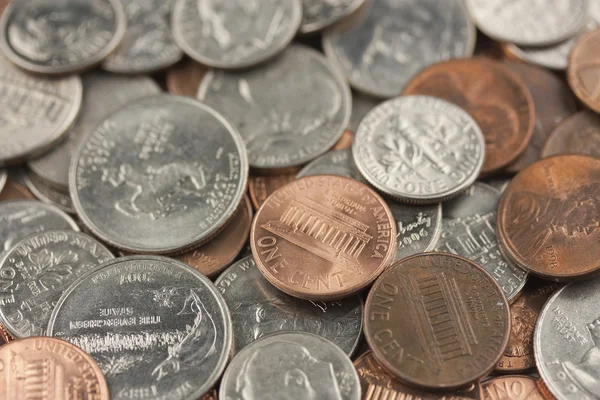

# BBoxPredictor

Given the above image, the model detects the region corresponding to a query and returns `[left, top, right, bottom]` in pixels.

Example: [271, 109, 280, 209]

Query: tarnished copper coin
[403, 58, 535, 175]
[0, 323, 11, 346]
[166, 58, 207, 97]
[0, 337, 109, 399]
[248, 171, 298, 210]
[176, 195, 252, 278]
[364, 253, 510, 390]
[568, 28, 600, 113]
[541, 111, 600, 159]
[251, 175, 396, 301]
[482, 376, 545, 400]
[0, 180, 33, 201]
[332, 129, 354, 151]
[498, 155, 600, 280]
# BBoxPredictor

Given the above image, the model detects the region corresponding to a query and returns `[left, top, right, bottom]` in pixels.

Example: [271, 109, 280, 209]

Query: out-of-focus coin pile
[0, 0, 598, 399]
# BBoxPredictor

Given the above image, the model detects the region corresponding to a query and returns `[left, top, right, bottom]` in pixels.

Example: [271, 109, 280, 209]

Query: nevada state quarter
[299, 0, 366, 34]
[47, 256, 232, 400]
[70, 95, 248, 254]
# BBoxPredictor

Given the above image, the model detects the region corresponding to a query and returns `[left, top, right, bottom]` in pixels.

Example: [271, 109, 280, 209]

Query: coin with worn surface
[0, 336, 109, 399]
[482, 376, 545, 400]
[297, 149, 363, 181]
[70, 95, 248, 254]
[403, 59, 534, 175]
[199, 45, 351, 170]
[0, 230, 114, 338]
[365, 253, 511, 390]
[498, 155, 600, 280]
[24, 171, 75, 214]
[0, 181, 34, 201]
[541, 111, 600, 159]
[568, 28, 600, 113]
[47, 256, 232, 400]
[300, 0, 365, 34]
[353, 95, 485, 203]
[166, 59, 207, 97]
[220, 331, 360, 400]
[173, 0, 301, 69]
[215, 255, 363, 355]
[348, 92, 381, 133]
[249, 172, 297, 210]
[323, 0, 475, 98]
[0, 0, 126, 74]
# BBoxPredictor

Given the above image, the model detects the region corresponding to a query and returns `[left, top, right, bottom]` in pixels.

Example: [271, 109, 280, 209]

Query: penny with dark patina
[166, 58, 207, 97]
[541, 111, 600, 159]
[248, 171, 298, 210]
[482, 376, 546, 400]
[332, 129, 354, 151]
[0, 180, 33, 201]
[568, 28, 600, 113]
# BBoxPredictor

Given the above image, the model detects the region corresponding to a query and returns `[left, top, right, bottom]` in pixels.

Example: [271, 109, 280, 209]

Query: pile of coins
[0, 0, 598, 399]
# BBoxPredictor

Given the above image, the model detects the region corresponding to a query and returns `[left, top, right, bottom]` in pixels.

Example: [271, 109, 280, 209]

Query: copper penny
[332, 129, 354, 151]
[541, 111, 600, 159]
[248, 171, 298, 210]
[482, 376, 545, 400]
[176, 195, 252, 278]
[0, 180, 34, 201]
[402, 58, 535, 175]
[251, 175, 396, 301]
[165, 58, 207, 97]
[502, 61, 578, 173]
[0, 337, 109, 399]
[0, 323, 12, 346]
[498, 155, 600, 280]
[201, 389, 218, 400]
[568, 28, 600, 113]
[364, 253, 510, 390]
[535, 380, 557, 400]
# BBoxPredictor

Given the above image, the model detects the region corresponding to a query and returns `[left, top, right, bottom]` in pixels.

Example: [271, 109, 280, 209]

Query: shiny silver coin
[0, 170, 6, 193]
[70, 94, 248, 254]
[0, 54, 82, 166]
[465, 0, 588, 47]
[173, 0, 302, 69]
[47, 255, 232, 400]
[323, 0, 475, 98]
[434, 182, 528, 302]
[348, 92, 381, 133]
[198, 45, 351, 170]
[0, 0, 127, 74]
[0, 230, 113, 338]
[25, 170, 75, 214]
[296, 149, 362, 180]
[103, 0, 183, 73]
[215, 255, 363, 356]
[353, 95, 485, 204]
[28, 73, 161, 190]
[300, 0, 366, 34]
[220, 331, 360, 400]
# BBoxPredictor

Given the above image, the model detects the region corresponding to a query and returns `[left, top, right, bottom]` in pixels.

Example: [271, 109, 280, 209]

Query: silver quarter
[0, 230, 113, 338]
[103, 0, 183, 73]
[172, 0, 302, 69]
[465, 0, 588, 47]
[0, 0, 127, 74]
[70, 94, 248, 254]
[47, 255, 232, 400]
[353, 95, 485, 204]
[220, 331, 360, 400]
[28, 73, 161, 190]
[215, 255, 363, 356]
[0, 169, 6, 193]
[198, 45, 351, 170]
[300, 0, 366, 34]
[25, 170, 75, 214]
[434, 182, 528, 302]
[323, 0, 475, 98]
[348, 92, 381, 133]
[297, 149, 362, 180]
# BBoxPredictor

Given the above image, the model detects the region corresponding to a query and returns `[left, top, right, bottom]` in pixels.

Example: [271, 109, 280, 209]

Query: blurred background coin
[482, 375, 546, 400]
[568, 27, 600, 113]
[0, 180, 34, 201]
[249, 171, 298, 210]
[24, 170, 75, 214]
[541, 110, 600, 159]
[299, 0, 366, 35]
[166, 58, 207, 97]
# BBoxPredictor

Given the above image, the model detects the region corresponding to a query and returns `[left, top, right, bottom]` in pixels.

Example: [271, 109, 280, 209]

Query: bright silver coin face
[300, 0, 366, 34]
[172, 0, 302, 69]
[198, 45, 351, 170]
[47, 256, 232, 400]
[70, 94, 248, 254]
[25, 171, 75, 214]
[0, 0, 127, 74]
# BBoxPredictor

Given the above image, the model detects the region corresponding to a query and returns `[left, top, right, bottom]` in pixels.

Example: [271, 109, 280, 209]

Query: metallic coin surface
[103, 0, 182, 73]
[323, 0, 475, 98]
[0, 0, 126, 74]
[173, 0, 302, 69]
[198, 45, 351, 170]
[498, 155, 600, 280]
[70, 95, 248, 254]
[568, 28, 600, 113]
[348, 92, 381, 133]
[0, 170, 5, 193]
[215, 255, 363, 355]
[297, 149, 363, 181]
[482, 376, 545, 400]
[484, 177, 512, 193]
[0, 323, 11, 345]
[176, 196, 252, 278]
[435, 183, 528, 302]
[166, 59, 207, 97]
[0, 336, 109, 400]
[248, 172, 297, 210]
[24, 171, 75, 214]
[47, 256, 232, 400]
[0, 180, 34, 201]
[220, 331, 360, 400]
[535, 380, 557, 400]
[201, 389, 218, 400]
[365, 253, 511, 390]
[541, 111, 600, 160]
[29, 73, 161, 190]
[251, 175, 397, 301]
[332, 129, 354, 151]
[353, 95, 485, 203]
[465, 0, 588, 47]
[300, 0, 365, 34]
[0, 230, 114, 338]
[403, 59, 535, 175]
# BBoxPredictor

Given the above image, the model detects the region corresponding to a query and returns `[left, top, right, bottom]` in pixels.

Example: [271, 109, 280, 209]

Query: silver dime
[465, 0, 588, 47]
[172, 0, 302, 69]
[47, 255, 232, 400]
[297, 149, 362, 180]
[300, 0, 366, 35]
[348, 92, 381, 133]
[198, 45, 351, 170]
[103, 0, 183, 74]
[220, 331, 360, 400]
[25, 171, 75, 214]
[215, 256, 363, 356]
[323, 0, 475, 98]
[28, 73, 161, 190]
[70, 94, 248, 254]
[434, 182, 528, 302]
[353, 95, 485, 204]
[0, 169, 6, 193]
[0, 230, 113, 338]
[0, 0, 127, 74]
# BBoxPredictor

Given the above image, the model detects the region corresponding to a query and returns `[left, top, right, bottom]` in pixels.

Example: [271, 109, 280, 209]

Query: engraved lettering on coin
[482, 376, 545, 400]
[300, 0, 366, 34]
[542, 111, 600, 159]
